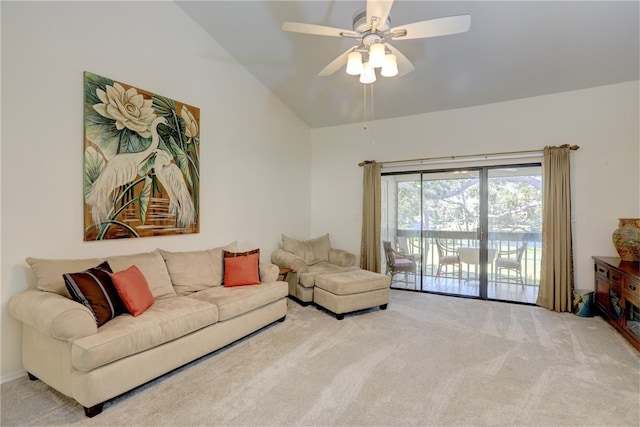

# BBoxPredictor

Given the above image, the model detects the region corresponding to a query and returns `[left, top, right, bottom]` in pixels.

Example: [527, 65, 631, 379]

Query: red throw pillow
[223, 249, 261, 287]
[110, 265, 154, 316]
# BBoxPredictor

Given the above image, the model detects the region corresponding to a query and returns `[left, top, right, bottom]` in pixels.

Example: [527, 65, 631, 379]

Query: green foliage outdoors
[396, 175, 542, 233]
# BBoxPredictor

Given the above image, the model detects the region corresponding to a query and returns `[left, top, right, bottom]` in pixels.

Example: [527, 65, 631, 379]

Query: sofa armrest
[329, 248, 356, 267]
[9, 290, 97, 341]
[271, 249, 308, 273]
[259, 263, 279, 283]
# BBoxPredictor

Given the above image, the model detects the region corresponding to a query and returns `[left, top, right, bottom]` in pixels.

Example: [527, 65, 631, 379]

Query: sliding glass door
[381, 164, 542, 303]
[487, 166, 542, 303]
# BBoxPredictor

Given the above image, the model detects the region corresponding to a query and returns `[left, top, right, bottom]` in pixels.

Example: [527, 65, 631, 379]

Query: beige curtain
[360, 161, 382, 272]
[537, 145, 575, 311]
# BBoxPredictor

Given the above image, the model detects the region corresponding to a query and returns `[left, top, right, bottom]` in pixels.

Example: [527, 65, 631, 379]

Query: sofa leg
[84, 403, 104, 418]
[27, 372, 38, 381]
[380, 304, 388, 310]
[277, 315, 286, 322]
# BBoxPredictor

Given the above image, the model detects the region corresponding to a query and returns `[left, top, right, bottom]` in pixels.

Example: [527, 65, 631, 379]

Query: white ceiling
[178, 1, 640, 128]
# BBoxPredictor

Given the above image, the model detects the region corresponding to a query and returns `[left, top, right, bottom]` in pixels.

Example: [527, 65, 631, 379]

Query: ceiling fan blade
[318, 47, 355, 77]
[390, 15, 471, 40]
[367, 0, 394, 31]
[385, 43, 415, 76]
[282, 22, 357, 38]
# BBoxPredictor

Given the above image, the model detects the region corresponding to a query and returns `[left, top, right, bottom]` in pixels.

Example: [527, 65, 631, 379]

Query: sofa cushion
[106, 250, 175, 300]
[160, 242, 238, 295]
[63, 261, 126, 327]
[27, 256, 107, 297]
[315, 269, 391, 295]
[111, 265, 154, 316]
[307, 234, 332, 262]
[298, 262, 358, 288]
[208, 241, 238, 284]
[282, 234, 315, 264]
[187, 281, 288, 321]
[282, 234, 331, 265]
[70, 297, 218, 371]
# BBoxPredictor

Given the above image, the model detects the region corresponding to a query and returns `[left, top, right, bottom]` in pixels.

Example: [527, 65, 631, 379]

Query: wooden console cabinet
[593, 256, 640, 351]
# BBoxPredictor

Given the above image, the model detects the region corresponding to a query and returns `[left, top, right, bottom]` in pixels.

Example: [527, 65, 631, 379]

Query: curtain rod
[358, 145, 580, 167]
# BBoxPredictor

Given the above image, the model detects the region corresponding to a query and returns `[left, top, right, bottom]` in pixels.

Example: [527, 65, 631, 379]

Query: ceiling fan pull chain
[370, 83, 375, 144]
[363, 83, 368, 130]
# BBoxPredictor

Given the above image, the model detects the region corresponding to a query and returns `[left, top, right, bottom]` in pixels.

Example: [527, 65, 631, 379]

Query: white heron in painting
[86, 116, 168, 225]
[152, 149, 196, 228]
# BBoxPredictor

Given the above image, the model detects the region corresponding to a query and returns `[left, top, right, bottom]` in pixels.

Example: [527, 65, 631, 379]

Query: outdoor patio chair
[495, 242, 527, 287]
[383, 241, 417, 286]
[435, 239, 461, 279]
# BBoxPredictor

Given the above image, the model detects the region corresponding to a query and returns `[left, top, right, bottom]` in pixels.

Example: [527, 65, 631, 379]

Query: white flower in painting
[93, 82, 157, 138]
[180, 106, 198, 140]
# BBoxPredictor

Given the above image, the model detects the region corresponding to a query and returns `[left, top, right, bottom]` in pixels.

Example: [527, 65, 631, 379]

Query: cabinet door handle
[630, 284, 637, 291]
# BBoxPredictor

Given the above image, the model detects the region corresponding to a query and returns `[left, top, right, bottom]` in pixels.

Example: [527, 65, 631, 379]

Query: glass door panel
[421, 170, 481, 297]
[487, 166, 542, 303]
[381, 174, 423, 290]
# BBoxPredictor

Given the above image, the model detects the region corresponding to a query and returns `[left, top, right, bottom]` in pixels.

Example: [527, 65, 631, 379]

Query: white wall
[310, 81, 640, 291]
[0, 1, 311, 380]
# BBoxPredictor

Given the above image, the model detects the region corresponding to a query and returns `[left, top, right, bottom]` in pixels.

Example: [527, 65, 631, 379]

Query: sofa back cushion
[160, 241, 238, 295]
[27, 257, 107, 297]
[106, 250, 175, 300]
[282, 234, 331, 265]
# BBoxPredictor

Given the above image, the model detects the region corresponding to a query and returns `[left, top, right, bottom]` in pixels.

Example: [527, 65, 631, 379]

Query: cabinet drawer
[626, 277, 640, 298]
[594, 263, 608, 278]
[609, 269, 624, 286]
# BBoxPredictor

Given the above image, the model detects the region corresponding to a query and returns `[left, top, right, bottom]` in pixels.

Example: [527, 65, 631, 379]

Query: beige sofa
[270, 234, 358, 304]
[9, 242, 288, 417]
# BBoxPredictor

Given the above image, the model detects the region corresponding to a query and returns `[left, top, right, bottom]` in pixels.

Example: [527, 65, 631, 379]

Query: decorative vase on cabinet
[612, 218, 640, 262]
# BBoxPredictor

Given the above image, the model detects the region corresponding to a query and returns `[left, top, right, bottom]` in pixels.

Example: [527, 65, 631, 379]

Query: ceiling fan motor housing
[352, 8, 391, 34]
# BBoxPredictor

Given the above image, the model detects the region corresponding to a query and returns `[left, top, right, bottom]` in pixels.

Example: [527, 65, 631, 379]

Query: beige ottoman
[314, 269, 391, 320]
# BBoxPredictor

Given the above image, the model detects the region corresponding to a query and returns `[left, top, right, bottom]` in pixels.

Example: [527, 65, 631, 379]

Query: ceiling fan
[282, 0, 471, 82]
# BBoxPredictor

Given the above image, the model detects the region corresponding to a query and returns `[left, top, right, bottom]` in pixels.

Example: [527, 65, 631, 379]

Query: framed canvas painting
[83, 71, 200, 240]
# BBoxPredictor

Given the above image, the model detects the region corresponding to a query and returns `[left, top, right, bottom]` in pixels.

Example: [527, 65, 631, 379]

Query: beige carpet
[2, 290, 639, 426]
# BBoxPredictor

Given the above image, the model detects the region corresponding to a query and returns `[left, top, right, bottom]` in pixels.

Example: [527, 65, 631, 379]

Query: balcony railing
[393, 229, 542, 286]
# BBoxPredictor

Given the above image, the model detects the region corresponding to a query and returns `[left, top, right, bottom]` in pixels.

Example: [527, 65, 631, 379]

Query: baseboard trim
[1, 369, 27, 384]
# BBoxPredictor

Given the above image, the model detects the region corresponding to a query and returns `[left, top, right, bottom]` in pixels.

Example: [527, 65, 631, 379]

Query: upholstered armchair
[271, 234, 357, 304]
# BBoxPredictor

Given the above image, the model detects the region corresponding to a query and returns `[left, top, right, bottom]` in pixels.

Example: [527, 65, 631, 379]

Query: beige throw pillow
[282, 234, 331, 265]
[307, 233, 331, 262]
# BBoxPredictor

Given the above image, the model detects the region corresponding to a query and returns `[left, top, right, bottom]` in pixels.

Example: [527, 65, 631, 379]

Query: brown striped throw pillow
[63, 261, 126, 326]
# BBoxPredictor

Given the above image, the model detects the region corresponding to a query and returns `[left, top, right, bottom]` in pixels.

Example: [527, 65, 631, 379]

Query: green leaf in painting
[139, 176, 152, 225]
[84, 146, 105, 201]
[138, 153, 155, 176]
[152, 95, 176, 116]
[85, 120, 121, 160]
[121, 129, 150, 154]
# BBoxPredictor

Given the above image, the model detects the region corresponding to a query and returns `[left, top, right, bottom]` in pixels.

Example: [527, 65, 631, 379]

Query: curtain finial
[358, 160, 377, 167]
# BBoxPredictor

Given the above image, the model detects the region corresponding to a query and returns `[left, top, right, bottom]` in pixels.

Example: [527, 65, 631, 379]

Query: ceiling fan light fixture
[346, 51, 363, 75]
[359, 61, 376, 84]
[368, 43, 386, 68]
[381, 54, 398, 77]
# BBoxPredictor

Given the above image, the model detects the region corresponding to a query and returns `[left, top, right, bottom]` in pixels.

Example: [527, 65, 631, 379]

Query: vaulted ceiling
[178, 1, 640, 128]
